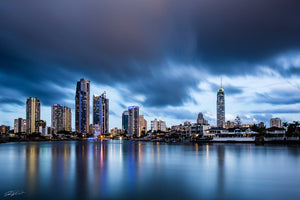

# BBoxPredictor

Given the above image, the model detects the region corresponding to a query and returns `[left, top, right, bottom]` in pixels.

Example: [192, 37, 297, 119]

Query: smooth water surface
[0, 141, 300, 200]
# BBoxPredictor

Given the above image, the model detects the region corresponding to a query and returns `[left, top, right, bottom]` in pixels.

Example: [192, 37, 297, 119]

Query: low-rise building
[0, 125, 10, 134]
[266, 127, 285, 136]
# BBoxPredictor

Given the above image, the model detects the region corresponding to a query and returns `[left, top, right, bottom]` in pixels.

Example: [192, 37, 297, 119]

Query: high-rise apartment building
[139, 115, 147, 136]
[217, 86, 225, 127]
[26, 97, 41, 134]
[158, 120, 166, 132]
[63, 106, 72, 132]
[128, 106, 139, 136]
[52, 104, 72, 133]
[151, 118, 158, 132]
[52, 104, 63, 133]
[122, 110, 129, 131]
[93, 92, 109, 134]
[151, 119, 166, 132]
[14, 118, 26, 133]
[75, 78, 90, 134]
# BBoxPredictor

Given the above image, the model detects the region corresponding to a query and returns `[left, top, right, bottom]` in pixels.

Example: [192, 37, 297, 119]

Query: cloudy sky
[1, 0, 300, 130]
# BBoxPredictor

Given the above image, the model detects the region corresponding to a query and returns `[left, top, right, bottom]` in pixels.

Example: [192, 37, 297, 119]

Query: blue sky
[1, 0, 300, 130]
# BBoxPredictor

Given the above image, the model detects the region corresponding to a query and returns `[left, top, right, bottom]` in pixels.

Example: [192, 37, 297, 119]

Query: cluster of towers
[15, 78, 224, 135]
[75, 78, 109, 135]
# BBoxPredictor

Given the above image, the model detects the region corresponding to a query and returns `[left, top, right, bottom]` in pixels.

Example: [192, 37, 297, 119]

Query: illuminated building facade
[14, 118, 26, 133]
[26, 97, 41, 134]
[52, 104, 72, 133]
[217, 87, 225, 127]
[139, 115, 147, 136]
[151, 118, 158, 132]
[122, 110, 129, 131]
[75, 78, 90, 134]
[128, 106, 139, 136]
[93, 92, 109, 134]
[63, 106, 72, 132]
[0, 125, 10, 134]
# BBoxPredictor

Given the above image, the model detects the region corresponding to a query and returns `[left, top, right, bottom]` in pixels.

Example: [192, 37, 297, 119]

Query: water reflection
[0, 141, 300, 200]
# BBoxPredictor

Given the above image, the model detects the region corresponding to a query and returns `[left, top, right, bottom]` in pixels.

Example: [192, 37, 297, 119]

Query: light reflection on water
[0, 141, 300, 200]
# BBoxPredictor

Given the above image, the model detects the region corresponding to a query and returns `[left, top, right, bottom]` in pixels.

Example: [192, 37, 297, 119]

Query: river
[0, 141, 300, 200]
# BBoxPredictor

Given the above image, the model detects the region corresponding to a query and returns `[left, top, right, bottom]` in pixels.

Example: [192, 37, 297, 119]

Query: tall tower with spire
[217, 77, 225, 127]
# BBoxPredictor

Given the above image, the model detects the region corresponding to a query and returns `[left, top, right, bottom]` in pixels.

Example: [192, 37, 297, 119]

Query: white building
[270, 118, 281, 128]
[151, 119, 166, 132]
[151, 118, 158, 132]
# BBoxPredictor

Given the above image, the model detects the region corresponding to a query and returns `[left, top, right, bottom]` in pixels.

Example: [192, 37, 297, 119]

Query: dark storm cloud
[147, 107, 197, 121]
[209, 83, 243, 95]
[252, 107, 300, 114]
[254, 89, 300, 105]
[0, 98, 24, 106]
[1, 0, 300, 108]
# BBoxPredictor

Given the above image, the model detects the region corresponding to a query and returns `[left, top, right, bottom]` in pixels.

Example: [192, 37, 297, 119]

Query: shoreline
[1, 137, 300, 145]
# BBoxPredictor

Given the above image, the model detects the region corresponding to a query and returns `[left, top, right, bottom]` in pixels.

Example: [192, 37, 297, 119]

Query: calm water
[0, 141, 300, 200]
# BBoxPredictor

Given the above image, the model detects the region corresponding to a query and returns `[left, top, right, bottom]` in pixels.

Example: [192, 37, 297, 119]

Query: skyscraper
[93, 92, 109, 134]
[14, 118, 26, 133]
[151, 118, 158, 132]
[139, 115, 147, 137]
[75, 78, 90, 134]
[217, 86, 225, 127]
[63, 106, 72, 132]
[122, 110, 129, 131]
[26, 97, 40, 134]
[52, 104, 72, 133]
[52, 104, 63, 133]
[128, 106, 139, 136]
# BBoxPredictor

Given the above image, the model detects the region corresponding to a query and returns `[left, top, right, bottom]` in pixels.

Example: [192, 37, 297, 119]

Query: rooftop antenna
[221, 75, 222, 88]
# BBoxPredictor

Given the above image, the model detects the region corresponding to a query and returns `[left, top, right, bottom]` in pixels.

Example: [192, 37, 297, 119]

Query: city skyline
[1, 0, 300, 129]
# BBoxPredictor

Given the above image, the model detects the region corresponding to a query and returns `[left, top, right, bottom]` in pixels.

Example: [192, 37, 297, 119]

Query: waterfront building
[151, 118, 158, 132]
[63, 106, 72, 132]
[171, 124, 184, 132]
[139, 115, 147, 137]
[111, 127, 122, 136]
[128, 106, 139, 136]
[26, 97, 41, 134]
[223, 121, 236, 129]
[184, 121, 191, 126]
[122, 110, 129, 131]
[92, 124, 101, 137]
[205, 127, 228, 136]
[52, 104, 63, 133]
[0, 125, 10, 134]
[151, 119, 166, 132]
[14, 118, 26, 133]
[52, 104, 72, 133]
[270, 118, 281, 128]
[75, 78, 90, 134]
[217, 85, 225, 127]
[266, 126, 285, 136]
[188, 124, 211, 137]
[93, 92, 109, 134]
[158, 120, 166, 132]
